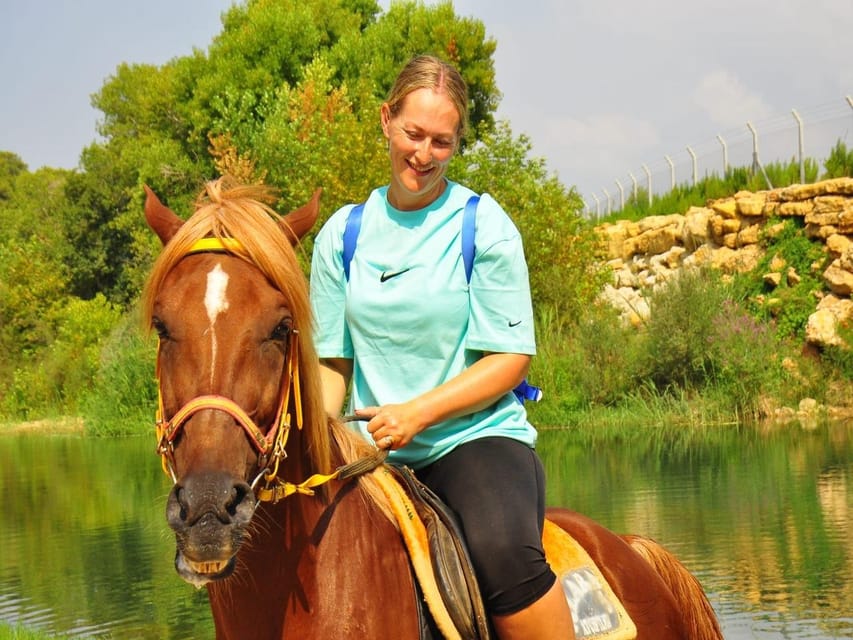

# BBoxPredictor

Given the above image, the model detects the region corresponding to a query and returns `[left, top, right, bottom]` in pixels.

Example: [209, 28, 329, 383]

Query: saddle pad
[374, 464, 637, 640]
[543, 519, 638, 640]
[373, 466, 463, 640]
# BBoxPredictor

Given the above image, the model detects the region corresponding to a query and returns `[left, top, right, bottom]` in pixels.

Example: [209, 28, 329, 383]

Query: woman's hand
[358, 402, 426, 450]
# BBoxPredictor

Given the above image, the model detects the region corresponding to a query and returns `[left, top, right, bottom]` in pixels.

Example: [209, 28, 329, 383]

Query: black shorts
[416, 436, 556, 615]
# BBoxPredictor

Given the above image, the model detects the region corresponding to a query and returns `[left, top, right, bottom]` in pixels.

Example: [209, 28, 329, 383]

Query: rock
[826, 233, 852, 257]
[823, 261, 853, 296]
[735, 191, 767, 216]
[710, 197, 737, 218]
[763, 272, 782, 288]
[805, 308, 843, 347]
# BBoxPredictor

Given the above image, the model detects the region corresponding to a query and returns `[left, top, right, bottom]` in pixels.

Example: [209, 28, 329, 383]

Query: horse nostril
[177, 486, 189, 517]
[167, 483, 190, 527]
[230, 482, 256, 524]
[226, 484, 248, 516]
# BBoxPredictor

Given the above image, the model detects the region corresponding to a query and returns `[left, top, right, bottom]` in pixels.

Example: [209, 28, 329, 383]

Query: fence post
[687, 146, 697, 186]
[665, 155, 675, 190]
[603, 188, 612, 216]
[642, 164, 652, 206]
[717, 135, 728, 175]
[792, 109, 805, 184]
[629, 172, 638, 203]
[615, 179, 625, 211]
[847, 95, 853, 110]
[591, 193, 601, 218]
[747, 121, 773, 190]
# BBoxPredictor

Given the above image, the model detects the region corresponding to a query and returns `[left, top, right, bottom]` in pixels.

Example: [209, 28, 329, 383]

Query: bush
[731, 218, 828, 340]
[0, 294, 122, 419]
[639, 269, 730, 390]
[705, 299, 781, 415]
[528, 302, 640, 425]
[823, 140, 853, 178]
[80, 308, 157, 436]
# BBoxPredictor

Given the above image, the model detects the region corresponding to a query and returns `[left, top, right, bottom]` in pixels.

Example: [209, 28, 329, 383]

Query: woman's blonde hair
[385, 55, 469, 139]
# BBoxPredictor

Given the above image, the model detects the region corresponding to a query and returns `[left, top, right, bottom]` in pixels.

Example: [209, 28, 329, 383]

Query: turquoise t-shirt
[309, 180, 537, 468]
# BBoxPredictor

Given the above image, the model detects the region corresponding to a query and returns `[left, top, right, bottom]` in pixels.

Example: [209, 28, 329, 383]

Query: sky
[3, 0, 852, 213]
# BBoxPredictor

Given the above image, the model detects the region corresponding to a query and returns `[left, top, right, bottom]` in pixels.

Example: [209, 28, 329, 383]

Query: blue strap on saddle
[342, 195, 542, 404]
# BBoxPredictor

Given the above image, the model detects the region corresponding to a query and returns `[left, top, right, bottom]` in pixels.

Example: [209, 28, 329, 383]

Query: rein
[154, 236, 376, 503]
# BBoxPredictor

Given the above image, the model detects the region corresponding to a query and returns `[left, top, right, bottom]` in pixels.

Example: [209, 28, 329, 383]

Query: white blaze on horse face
[204, 263, 230, 384]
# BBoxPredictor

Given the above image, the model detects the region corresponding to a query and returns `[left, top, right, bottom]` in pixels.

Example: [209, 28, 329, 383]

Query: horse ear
[280, 188, 321, 245]
[144, 185, 184, 245]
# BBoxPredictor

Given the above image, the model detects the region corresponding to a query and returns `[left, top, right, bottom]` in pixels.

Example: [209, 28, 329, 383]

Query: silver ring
[382, 435, 394, 448]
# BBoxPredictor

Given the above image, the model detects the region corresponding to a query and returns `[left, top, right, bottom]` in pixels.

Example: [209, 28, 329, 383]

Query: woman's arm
[318, 357, 353, 418]
[361, 351, 530, 449]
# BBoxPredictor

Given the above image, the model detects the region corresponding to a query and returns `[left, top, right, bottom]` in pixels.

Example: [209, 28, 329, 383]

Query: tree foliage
[0, 0, 596, 423]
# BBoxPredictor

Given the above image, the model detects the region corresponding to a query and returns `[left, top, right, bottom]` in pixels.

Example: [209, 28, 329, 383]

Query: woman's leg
[492, 580, 575, 640]
[417, 437, 575, 639]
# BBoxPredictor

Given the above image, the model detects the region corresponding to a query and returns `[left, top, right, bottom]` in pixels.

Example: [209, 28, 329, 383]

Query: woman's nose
[413, 139, 432, 164]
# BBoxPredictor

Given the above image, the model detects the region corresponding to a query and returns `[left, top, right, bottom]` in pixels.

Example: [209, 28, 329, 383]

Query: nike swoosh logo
[380, 268, 411, 282]
[508, 320, 522, 327]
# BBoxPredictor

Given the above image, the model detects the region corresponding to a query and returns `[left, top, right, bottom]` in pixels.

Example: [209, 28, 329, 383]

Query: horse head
[142, 177, 329, 587]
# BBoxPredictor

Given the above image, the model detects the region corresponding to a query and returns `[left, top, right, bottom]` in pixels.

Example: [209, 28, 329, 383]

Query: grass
[0, 416, 83, 435]
[0, 624, 69, 640]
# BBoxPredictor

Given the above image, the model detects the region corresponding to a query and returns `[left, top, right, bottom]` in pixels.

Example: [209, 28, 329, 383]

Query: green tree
[0, 151, 27, 202]
[0, 169, 72, 360]
[452, 122, 605, 317]
[72, 0, 504, 305]
[3, 0, 606, 425]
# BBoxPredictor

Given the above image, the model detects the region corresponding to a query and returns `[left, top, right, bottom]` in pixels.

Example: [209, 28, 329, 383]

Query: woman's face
[381, 87, 460, 211]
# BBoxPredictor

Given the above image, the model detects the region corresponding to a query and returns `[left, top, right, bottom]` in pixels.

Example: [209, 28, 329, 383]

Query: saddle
[374, 465, 637, 640]
[382, 465, 491, 639]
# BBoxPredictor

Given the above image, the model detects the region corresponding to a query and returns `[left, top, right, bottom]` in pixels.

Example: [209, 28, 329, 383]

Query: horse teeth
[189, 559, 226, 574]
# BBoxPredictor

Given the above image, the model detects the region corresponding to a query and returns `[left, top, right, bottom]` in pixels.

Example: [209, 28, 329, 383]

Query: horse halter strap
[154, 235, 309, 502]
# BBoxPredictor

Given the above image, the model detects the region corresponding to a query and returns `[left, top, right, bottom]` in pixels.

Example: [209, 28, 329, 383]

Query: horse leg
[622, 535, 723, 640]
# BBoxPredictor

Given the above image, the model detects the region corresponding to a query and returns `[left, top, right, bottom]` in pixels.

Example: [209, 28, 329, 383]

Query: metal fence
[583, 96, 853, 218]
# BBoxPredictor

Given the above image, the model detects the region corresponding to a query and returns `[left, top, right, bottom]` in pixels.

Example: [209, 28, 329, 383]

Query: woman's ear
[380, 103, 392, 139]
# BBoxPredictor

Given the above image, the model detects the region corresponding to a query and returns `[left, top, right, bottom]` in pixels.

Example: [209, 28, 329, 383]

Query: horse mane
[141, 177, 394, 523]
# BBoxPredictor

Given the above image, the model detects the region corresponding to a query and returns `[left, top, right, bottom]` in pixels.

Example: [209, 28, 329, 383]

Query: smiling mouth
[408, 161, 434, 175]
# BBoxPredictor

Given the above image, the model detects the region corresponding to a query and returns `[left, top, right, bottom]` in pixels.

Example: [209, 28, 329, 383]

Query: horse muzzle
[166, 471, 257, 587]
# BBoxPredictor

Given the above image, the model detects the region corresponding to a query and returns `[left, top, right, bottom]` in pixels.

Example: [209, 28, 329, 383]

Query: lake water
[1, 421, 851, 639]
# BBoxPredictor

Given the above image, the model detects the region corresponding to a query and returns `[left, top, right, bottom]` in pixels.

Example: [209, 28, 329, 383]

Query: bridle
[153, 236, 342, 503]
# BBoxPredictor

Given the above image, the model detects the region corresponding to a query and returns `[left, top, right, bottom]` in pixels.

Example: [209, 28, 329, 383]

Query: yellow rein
[154, 236, 341, 503]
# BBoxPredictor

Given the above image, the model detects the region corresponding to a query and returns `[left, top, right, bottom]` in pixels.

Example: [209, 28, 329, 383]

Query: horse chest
[209, 493, 422, 639]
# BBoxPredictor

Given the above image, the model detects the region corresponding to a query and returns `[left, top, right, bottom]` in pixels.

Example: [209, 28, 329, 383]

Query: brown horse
[142, 177, 722, 640]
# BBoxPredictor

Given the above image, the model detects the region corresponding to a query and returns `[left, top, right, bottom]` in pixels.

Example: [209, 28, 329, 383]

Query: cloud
[692, 69, 774, 129]
[527, 113, 660, 192]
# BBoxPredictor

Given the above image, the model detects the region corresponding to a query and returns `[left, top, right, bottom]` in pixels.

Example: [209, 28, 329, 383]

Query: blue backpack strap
[342, 202, 364, 282]
[461, 195, 479, 284]
[461, 194, 542, 404]
[513, 380, 543, 404]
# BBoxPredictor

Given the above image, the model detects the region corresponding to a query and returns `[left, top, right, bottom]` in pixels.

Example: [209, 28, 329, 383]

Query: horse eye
[270, 320, 292, 342]
[152, 317, 170, 339]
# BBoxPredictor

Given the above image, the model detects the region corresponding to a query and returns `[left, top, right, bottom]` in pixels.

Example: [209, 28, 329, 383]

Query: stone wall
[595, 177, 853, 349]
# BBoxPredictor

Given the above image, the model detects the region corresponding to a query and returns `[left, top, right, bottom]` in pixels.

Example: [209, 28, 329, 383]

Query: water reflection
[0, 435, 213, 639]
[1, 423, 851, 639]
[537, 422, 853, 639]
